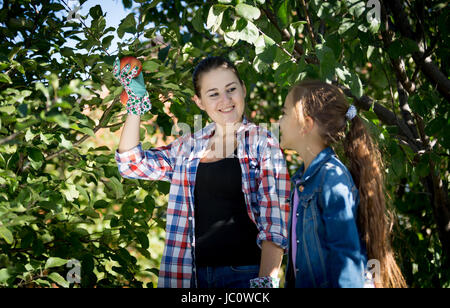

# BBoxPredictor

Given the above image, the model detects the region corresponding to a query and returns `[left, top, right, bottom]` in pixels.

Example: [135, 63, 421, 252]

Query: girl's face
[193, 67, 246, 126]
[279, 91, 307, 150]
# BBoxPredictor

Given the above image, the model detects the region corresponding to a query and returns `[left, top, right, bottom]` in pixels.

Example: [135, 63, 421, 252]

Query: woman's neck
[214, 121, 241, 140]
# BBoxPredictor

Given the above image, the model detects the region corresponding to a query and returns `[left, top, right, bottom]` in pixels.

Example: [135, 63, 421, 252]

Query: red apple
[120, 56, 142, 76]
[120, 90, 128, 105]
[119, 56, 143, 105]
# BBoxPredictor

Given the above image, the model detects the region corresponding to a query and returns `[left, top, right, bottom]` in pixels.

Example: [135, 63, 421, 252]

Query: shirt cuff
[115, 143, 144, 164]
[257, 231, 288, 251]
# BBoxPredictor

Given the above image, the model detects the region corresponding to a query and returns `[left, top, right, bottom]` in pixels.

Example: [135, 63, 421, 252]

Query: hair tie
[345, 105, 357, 121]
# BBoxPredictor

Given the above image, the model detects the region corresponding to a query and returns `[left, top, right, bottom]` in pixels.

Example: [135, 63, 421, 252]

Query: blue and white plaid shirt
[115, 117, 290, 287]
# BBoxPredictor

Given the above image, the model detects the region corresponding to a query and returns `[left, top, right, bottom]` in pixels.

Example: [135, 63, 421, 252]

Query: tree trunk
[426, 161, 450, 269]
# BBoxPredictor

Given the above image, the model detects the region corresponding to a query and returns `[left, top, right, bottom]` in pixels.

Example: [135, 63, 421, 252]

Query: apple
[120, 56, 142, 76]
[120, 90, 129, 105]
[119, 56, 143, 105]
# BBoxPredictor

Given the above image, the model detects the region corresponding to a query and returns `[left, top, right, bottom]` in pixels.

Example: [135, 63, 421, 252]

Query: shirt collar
[291, 147, 335, 184]
[194, 116, 251, 140]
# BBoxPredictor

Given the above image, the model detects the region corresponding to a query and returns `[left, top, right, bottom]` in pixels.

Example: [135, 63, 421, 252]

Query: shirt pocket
[299, 193, 318, 222]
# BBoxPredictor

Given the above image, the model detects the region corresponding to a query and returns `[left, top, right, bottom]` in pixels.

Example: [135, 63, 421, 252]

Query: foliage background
[0, 0, 448, 287]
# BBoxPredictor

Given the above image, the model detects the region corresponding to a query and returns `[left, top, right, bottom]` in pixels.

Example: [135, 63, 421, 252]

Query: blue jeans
[194, 265, 260, 288]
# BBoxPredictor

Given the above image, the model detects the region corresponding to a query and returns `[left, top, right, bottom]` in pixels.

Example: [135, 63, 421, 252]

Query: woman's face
[279, 91, 305, 150]
[193, 67, 246, 126]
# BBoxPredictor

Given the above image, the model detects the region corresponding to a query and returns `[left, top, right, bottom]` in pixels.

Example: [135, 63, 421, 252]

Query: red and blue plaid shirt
[115, 117, 290, 287]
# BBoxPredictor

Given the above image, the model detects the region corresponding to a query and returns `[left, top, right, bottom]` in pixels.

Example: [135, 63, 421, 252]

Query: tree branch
[0, 131, 22, 145]
[300, 0, 316, 49]
[335, 83, 421, 153]
[260, 2, 318, 65]
[397, 81, 420, 142]
[385, 0, 450, 101]
[380, 4, 415, 94]
[21, 99, 119, 173]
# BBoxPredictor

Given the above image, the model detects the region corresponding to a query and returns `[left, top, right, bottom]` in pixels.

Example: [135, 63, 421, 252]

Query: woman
[113, 56, 290, 288]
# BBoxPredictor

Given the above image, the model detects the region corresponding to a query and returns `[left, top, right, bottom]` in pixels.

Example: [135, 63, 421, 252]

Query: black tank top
[194, 150, 261, 267]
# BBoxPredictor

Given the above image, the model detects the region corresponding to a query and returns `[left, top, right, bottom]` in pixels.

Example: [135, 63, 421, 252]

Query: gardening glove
[249, 276, 280, 288]
[113, 57, 151, 115]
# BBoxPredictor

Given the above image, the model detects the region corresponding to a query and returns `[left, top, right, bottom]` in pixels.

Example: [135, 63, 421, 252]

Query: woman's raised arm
[118, 114, 141, 153]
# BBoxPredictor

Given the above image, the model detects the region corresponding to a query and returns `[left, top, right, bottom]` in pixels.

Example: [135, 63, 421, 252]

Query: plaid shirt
[115, 117, 290, 288]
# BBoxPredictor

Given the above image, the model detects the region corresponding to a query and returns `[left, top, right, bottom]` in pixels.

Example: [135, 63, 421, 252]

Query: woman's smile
[219, 105, 235, 113]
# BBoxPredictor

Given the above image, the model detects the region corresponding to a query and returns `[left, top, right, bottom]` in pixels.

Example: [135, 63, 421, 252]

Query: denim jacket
[285, 147, 367, 288]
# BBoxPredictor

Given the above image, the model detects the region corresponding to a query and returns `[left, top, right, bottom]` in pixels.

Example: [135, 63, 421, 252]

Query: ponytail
[344, 116, 407, 288]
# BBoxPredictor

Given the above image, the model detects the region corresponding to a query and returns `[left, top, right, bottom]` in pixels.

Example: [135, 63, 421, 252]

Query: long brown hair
[289, 80, 406, 288]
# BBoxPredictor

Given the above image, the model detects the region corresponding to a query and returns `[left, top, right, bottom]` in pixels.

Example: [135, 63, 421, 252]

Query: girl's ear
[193, 95, 205, 111]
[303, 116, 315, 134]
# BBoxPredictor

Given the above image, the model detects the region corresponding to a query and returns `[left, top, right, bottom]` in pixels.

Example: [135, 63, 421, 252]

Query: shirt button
[296, 240, 300, 244]
[296, 213, 299, 217]
[188, 217, 193, 221]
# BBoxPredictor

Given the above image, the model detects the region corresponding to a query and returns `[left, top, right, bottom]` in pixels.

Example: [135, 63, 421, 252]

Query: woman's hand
[249, 240, 283, 288]
[113, 57, 151, 115]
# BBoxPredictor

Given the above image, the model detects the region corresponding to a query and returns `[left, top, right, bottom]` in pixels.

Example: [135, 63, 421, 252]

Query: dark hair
[192, 56, 243, 97]
[289, 80, 407, 288]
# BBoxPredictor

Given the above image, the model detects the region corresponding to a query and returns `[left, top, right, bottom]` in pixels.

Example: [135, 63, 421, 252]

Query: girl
[279, 80, 406, 288]
[112, 56, 290, 288]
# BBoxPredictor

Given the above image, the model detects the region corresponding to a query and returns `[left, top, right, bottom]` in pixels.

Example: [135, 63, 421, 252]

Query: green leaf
[315, 44, 336, 79]
[0, 268, 12, 284]
[0, 73, 12, 84]
[110, 216, 119, 228]
[57, 134, 73, 150]
[102, 35, 115, 49]
[48, 272, 70, 288]
[368, 16, 380, 34]
[338, 19, 354, 35]
[235, 4, 261, 21]
[136, 232, 149, 249]
[82, 207, 100, 219]
[45, 257, 69, 269]
[348, 72, 363, 98]
[122, 202, 134, 220]
[62, 183, 79, 202]
[387, 40, 403, 59]
[227, 20, 259, 45]
[0, 226, 14, 244]
[0, 106, 15, 115]
[191, 9, 204, 33]
[347, 0, 365, 17]
[34, 279, 52, 287]
[117, 13, 136, 38]
[158, 45, 170, 62]
[142, 60, 159, 72]
[416, 155, 430, 177]
[109, 177, 124, 199]
[89, 5, 103, 19]
[206, 5, 228, 31]
[93, 200, 109, 209]
[277, 0, 289, 28]
[28, 147, 44, 163]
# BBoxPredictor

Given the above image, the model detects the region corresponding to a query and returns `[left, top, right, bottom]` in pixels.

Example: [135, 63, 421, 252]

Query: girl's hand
[113, 57, 151, 115]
